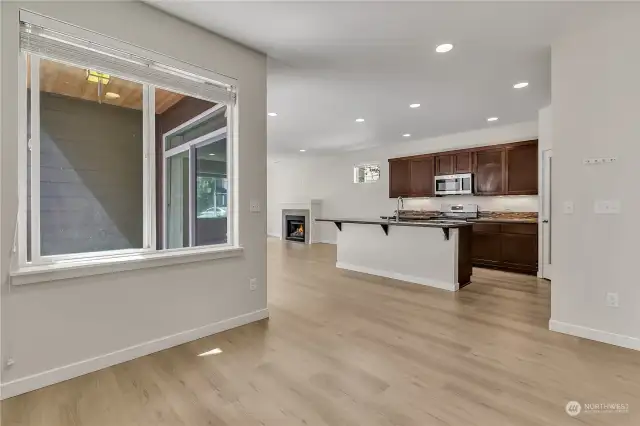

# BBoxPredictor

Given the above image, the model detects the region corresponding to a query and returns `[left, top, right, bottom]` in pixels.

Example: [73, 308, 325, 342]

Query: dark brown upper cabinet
[435, 155, 454, 175]
[454, 152, 472, 173]
[409, 157, 435, 197]
[389, 159, 411, 198]
[473, 147, 505, 195]
[506, 141, 538, 195]
[388, 140, 537, 198]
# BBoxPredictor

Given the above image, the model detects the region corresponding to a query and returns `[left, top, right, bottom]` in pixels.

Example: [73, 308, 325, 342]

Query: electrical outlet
[250, 200, 261, 213]
[606, 292, 619, 308]
[249, 278, 257, 291]
[563, 201, 574, 214]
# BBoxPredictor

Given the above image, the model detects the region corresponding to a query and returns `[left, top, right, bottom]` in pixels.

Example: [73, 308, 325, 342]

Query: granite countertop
[316, 218, 472, 229]
[390, 210, 538, 224]
[379, 216, 537, 225]
[379, 215, 436, 221]
[468, 218, 538, 224]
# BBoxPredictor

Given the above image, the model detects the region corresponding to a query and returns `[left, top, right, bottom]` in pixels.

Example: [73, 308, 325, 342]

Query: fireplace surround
[278, 200, 323, 244]
[280, 208, 310, 244]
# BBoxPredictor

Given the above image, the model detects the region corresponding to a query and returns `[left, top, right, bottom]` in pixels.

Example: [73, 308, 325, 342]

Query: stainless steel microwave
[434, 173, 473, 196]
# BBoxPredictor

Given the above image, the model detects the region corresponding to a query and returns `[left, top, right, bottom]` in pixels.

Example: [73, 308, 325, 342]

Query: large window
[17, 19, 237, 268]
[28, 58, 145, 258]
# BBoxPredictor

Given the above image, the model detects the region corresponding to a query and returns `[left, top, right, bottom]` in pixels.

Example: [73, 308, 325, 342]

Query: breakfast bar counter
[316, 218, 472, 291]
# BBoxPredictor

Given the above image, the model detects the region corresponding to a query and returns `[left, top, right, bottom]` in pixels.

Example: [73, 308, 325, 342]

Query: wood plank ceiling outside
[28, 57, 185, 113]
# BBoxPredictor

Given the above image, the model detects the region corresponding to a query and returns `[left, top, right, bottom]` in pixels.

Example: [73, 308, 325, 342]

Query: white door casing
[541, 149, 552, 280]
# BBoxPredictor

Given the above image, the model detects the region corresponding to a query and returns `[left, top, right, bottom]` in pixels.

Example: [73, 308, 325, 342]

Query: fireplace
[285, 215, 306, 242]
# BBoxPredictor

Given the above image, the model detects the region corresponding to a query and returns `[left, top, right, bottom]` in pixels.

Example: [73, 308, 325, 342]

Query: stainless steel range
[428, 204, 479, 223]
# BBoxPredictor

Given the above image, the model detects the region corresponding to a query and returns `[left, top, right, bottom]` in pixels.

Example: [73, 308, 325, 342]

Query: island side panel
[457, 226, 473, 287]
[335, 223, 459, 291]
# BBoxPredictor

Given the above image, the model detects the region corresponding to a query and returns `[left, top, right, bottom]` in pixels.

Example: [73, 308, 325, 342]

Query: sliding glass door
[163, 104, 228, 249]
[166, 150, 190, 249]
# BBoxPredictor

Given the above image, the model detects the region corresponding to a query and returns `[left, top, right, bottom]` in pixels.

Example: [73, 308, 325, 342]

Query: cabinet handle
[542, 219, 549, 223]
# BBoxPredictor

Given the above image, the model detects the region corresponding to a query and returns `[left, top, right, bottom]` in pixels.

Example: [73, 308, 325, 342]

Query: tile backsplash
[404, 195, 538, 213]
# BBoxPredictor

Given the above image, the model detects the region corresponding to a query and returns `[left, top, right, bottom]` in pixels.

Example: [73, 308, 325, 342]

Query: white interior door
[541, 149, 553, 280]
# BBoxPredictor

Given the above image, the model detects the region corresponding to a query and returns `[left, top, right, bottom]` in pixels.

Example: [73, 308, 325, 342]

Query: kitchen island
[316, 218, 473, 291]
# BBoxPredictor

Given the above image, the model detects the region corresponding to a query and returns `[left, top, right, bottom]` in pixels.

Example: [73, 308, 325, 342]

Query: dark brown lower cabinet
[472, 223, 538, 275]
[472, 230, 502, 267]
[501, 233, 538, 272]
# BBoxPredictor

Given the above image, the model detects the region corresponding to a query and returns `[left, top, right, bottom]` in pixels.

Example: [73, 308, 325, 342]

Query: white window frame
[162, 102, 230, 249]
[22, 53, 159, 264]
[354, 163, 381, 184]
[12, 12, 241, 283]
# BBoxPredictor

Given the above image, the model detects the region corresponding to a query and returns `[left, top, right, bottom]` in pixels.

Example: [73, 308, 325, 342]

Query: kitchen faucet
[396, 196, 404, 223]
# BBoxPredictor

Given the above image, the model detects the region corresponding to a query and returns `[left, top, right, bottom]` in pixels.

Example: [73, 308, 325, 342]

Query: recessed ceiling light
[355, 118, 365, 122]
[435, 43, 454, 53]
[403, 133, 411, 137]
[268, 112, 278, 117]
[299, 149, 306, 152]
[513, 82, 529, 89]
[409, 103, 421, 108]
[105, 92, 120, 99]
[208, 153, 216, 156]
[487, 117, 499, 122]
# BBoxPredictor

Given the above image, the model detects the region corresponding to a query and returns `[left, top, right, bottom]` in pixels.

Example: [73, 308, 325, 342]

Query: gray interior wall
[550, 4, 640, 346]
[1, 1, 267, 395]
[33, 92, 143, 256]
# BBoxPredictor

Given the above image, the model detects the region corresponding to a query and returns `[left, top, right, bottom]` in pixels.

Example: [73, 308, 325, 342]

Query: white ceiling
[150, 1, 592, 154]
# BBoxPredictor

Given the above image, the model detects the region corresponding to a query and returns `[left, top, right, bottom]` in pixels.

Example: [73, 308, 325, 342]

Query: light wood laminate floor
[2, 239, 639, 425]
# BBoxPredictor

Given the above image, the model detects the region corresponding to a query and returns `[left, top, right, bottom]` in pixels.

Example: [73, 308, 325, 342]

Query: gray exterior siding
[29, 92, 143, 256]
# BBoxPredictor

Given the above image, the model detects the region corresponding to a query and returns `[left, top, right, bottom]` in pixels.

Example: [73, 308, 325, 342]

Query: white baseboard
[549, 319, 640, 351]
[336, 262, 457, 291]
[314, 239, 336, 245]
[268, 234, 334, 245]
[1, 308, 269, 400]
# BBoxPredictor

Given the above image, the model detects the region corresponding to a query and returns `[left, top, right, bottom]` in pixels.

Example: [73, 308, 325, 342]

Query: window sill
[10, 245, 244, 286]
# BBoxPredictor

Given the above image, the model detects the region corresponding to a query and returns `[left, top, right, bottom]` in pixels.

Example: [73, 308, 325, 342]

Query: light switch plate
[606, 292, 619, 308]
[250, 199, 260, 213]
[594, 200, 621, 214]
[563, 201, 574, 214]
[610, 200, 622, 214]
